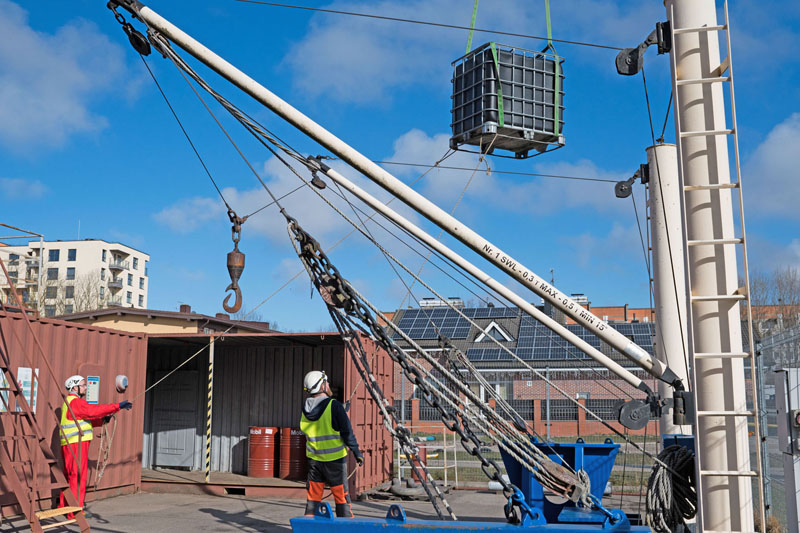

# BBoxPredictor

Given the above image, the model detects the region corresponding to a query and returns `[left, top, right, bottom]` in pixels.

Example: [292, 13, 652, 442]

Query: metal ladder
[668, 2, 766, 531]
[0, 352, 89, 532]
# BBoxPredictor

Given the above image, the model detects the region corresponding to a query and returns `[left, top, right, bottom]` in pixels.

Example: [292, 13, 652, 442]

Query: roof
[147, 331, 343, 348]
[390, 305, 756, 372]
[58, 306, 274, 333]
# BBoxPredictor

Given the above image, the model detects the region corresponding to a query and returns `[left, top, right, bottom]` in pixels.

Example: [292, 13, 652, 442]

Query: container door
[152, 370, 198, 468]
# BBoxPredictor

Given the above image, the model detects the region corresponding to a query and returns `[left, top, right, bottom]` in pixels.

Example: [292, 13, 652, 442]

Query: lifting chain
[287, 216, 537, 524]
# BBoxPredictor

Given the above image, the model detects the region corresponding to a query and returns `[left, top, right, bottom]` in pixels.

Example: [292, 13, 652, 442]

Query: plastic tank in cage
[451, 42, 565, 159]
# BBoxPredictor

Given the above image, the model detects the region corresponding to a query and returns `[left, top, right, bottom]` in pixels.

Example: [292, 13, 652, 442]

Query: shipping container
[143, 332, 393, 496]
[0, 310, 147, 514]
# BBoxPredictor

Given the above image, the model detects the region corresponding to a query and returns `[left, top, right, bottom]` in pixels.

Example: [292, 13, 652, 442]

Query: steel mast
[110, 0, 684, 389]
[667, 0, 760, 530]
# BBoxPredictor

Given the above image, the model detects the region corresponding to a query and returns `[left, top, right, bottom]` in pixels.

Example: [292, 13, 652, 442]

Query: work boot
[335, 502, 354, 518]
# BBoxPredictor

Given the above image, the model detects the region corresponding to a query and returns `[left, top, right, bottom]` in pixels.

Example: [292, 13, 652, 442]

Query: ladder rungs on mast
[673, 24, 727, 35]
[697, 410, 755, 417]
[700, 470, 758, 477]
[684, 183, 738, 191]
[687, 238, 743, 246]
[680, 128, 734, 138]
[690, 294, 746, 302]
[676, 76, 730, 86]
[694, 351, 749, 359]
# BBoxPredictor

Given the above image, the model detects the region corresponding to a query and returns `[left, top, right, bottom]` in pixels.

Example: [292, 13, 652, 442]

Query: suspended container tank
[451, 42, 565, 159]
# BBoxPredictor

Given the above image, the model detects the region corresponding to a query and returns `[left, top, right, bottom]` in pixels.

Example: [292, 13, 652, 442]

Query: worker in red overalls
[58, 375, 133, 517]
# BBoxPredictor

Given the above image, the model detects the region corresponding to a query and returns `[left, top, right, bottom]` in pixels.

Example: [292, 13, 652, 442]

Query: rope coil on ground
[645, 444, 696, 533]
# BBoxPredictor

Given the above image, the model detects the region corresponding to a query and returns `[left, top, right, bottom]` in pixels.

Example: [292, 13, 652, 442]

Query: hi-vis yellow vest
[60, 395, 93, 446]
[300, 400, 347, 462]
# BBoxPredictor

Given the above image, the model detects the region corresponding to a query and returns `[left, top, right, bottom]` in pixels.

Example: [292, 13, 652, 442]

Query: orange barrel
[279, 427, 308, 480]
[248, 426, 279, 478]
[410, 447, 428, 482]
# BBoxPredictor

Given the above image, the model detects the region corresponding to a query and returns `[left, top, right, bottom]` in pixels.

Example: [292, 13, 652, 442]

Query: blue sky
[1, 0, 798, 331]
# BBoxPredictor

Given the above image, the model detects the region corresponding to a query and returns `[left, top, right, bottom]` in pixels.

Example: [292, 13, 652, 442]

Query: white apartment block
[0, 239, 149, 317]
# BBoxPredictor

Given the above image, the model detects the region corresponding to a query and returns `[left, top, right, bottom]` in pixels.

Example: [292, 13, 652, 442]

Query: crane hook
[222, 282, 243, 314]
[222, 209, 247, 313]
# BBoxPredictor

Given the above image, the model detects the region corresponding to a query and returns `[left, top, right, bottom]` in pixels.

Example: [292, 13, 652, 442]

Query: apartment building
[0, 239, 149, 316]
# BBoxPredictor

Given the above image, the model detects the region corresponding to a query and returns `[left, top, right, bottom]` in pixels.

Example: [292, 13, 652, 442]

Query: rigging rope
[133, 19, 688, 509]
[645, 444, 696, 532]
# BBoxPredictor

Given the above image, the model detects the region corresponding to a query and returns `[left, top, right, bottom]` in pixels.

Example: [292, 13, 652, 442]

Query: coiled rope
[645, 444, 696, 532]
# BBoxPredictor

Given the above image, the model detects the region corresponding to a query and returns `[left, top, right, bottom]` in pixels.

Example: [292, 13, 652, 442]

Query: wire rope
[374, 161, 620, 183]
[233, 0, 624, 51]
[640, 66, 691, 392]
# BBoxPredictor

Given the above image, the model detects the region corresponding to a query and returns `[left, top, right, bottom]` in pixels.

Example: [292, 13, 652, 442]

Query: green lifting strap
[489, 42, 505, 128]
[544, 0, 561, 136]
[466, 0, 479, 53]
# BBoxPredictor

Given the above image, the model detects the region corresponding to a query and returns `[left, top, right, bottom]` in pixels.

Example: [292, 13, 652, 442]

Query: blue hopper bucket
[500, 437, 620, 524]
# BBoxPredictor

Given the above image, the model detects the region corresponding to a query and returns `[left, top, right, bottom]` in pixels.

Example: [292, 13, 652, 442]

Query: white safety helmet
[303, 370, 327, 394]
[65, 375, 84, 391]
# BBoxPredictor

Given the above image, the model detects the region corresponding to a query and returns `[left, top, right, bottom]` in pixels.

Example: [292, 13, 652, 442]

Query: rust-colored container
[248, 426, 279, 477]
[279, 427, 308, 480]
[410, 447, 428, 482]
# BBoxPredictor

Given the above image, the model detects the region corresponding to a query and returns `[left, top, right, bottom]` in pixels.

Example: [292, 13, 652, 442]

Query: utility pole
[666, 1, 755, 530]
[646, 144, 690, 435]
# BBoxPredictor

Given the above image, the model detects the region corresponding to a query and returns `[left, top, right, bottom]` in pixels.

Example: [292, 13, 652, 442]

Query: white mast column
[666, 1, 753, 530]
[646, 144, 690, 435]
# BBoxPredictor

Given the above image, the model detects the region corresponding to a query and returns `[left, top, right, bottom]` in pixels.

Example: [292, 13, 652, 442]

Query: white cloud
[282, 0, 662, 103]
[0, 1, 131, 149]
[566, 222, 644, 273]
[0, 177, 47, 199]
[153, 196, 226, 233]
[744, 113, 800, 219]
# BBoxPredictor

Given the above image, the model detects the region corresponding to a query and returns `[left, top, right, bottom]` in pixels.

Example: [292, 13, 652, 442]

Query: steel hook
[222, 282, 243, 313]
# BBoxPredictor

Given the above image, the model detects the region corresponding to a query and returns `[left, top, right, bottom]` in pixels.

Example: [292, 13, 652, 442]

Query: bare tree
[774, 265, 800, 329]
[743, 265, 800, 335]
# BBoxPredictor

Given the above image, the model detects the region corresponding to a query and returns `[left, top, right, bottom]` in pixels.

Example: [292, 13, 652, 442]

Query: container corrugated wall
[143, 333, 393, 495]
[0, 311, 147, 510]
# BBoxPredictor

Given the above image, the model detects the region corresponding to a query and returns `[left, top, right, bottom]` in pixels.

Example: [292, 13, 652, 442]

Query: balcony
[107, 297, 123, 306]
[108, 279, 123, 290]
[109, 259, 130, 271]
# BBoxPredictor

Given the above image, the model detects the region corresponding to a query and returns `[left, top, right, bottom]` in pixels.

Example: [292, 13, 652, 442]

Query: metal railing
[108, 259, 130, 270]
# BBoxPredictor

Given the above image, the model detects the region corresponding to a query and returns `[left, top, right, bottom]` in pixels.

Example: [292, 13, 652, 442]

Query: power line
[233, 0, 624, 51]
[374, 160, 620, 183]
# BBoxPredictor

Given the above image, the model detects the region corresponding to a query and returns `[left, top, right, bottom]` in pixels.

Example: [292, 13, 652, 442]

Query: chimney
[179, 304, 192, 314]
[216, 312, 230, 320]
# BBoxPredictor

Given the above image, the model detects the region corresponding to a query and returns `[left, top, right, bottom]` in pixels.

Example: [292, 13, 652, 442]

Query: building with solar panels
[389, 298, 660, 437]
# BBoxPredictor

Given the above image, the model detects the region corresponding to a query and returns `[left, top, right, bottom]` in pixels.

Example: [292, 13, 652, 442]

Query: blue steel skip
[290, 502, 650, 532]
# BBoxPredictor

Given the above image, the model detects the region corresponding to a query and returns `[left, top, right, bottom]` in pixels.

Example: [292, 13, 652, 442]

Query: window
[102, 250, 107, 261]
[66, 267, 75, 280]
[9, 253, 18, 265]
[65, 286, 74, 299]
[133, 257, 139, 270]
[139, 277, 145, 289]
[100, 269, 106, 281]
[21, 290, 29, 303]
[45, 286, 57, 299]
[99, 287, 105, 299]
[65, 304, 73, 314]
[127, 273, 133, 286]
[47, 268, 58, 280]
[126, 291, 132, 304]
[138, 295, 144, 307]
[67, 249, 77, 261]
[44, 305, 56, 317]
[48, 249, 60, 261]
[9, 270, 17, 279]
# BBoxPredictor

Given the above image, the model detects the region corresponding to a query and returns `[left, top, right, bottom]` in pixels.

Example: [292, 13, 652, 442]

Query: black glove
[355, 453, 364, 466]
[103, 415, 113, 424]
[119, 400, 133, 410]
